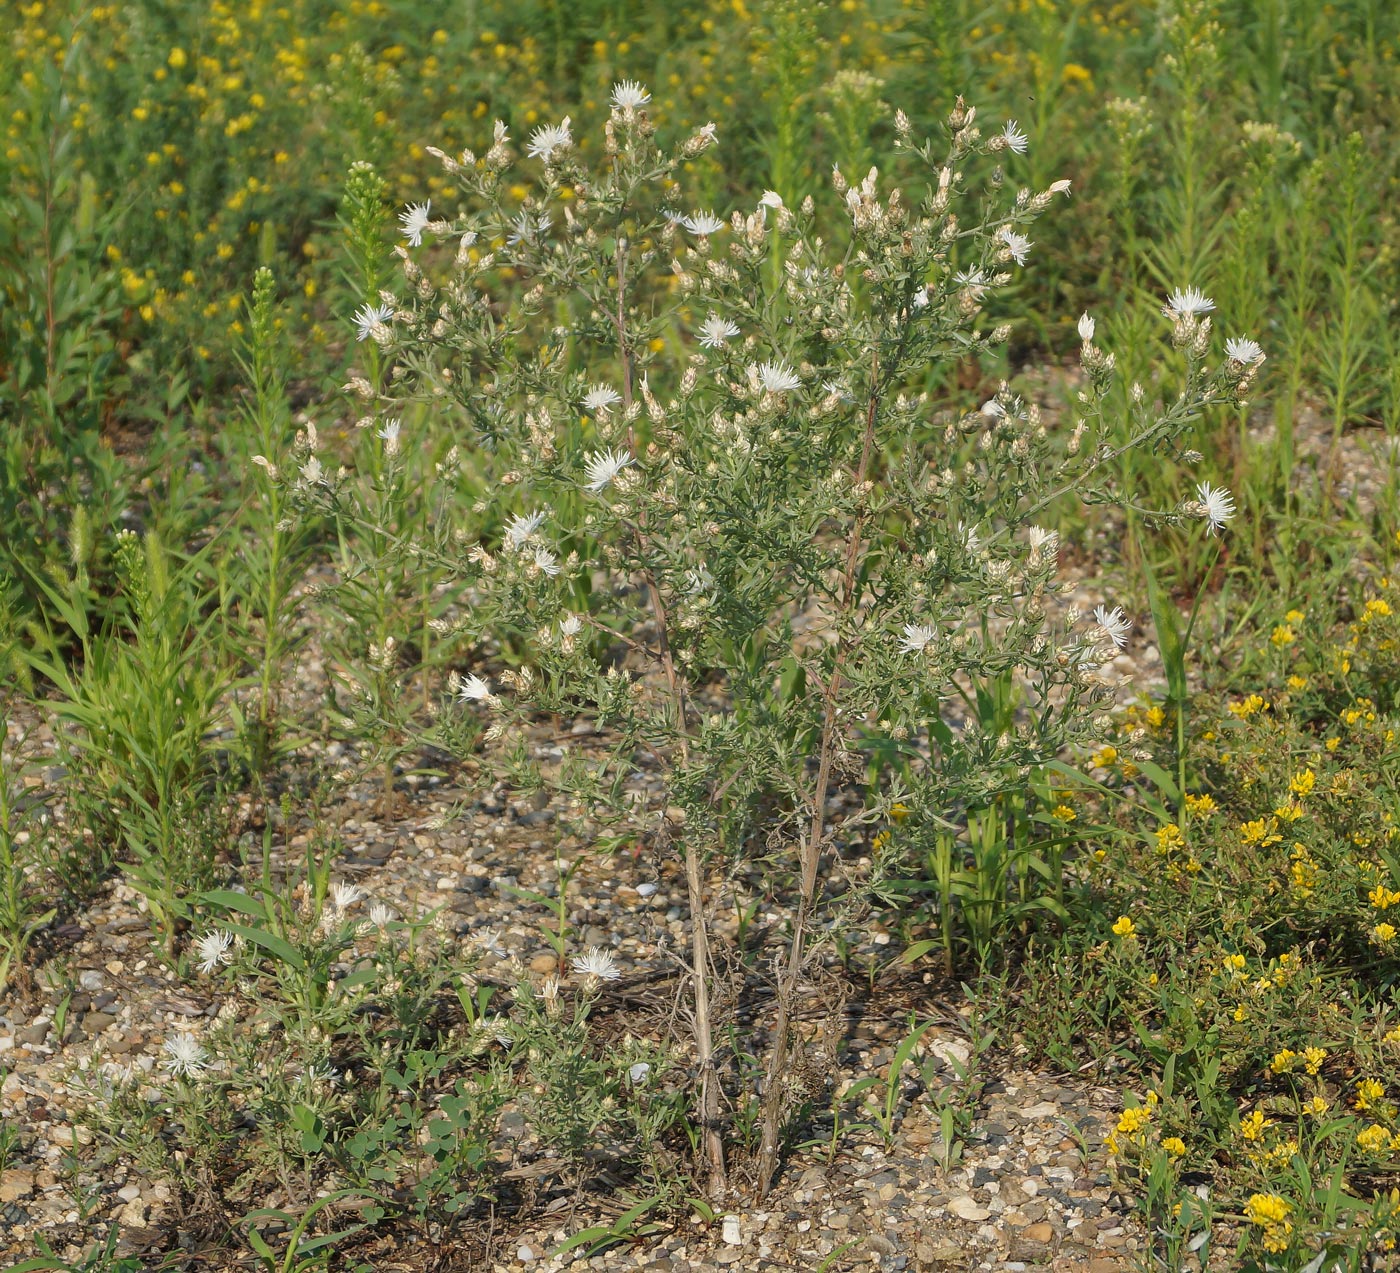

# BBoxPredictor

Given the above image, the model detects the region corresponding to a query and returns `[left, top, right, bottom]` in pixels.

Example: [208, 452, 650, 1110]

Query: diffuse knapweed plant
[279, 88, 1258, 1197]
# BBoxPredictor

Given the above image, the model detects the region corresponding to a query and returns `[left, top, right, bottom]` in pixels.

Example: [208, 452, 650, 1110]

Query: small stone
[516, 1244, 535, 1262]
[19, 1022, 50, 1046]
[79, 970, 104, 991]
[1022, 1222, 1053, 1243]
[116, 1184, 142, 1203]
[721, 1214, 742, 1245]
[0, 1168, 35, 1202]
[84, 1012, 117, 1034]
[104, 960, 124, 976]
[1017, 1101, 1061, 1120]
[947, 1195, 991, 1222]
[117, 1197, 148, 1228]
[528, 954, 558, 974]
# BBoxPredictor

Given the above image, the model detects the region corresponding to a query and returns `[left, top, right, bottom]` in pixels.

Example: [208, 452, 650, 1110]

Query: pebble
[947, 1195, 991, 1222]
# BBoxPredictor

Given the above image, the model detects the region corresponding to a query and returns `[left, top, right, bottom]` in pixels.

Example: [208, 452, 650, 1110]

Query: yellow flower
[1357, 1078, 1385, 1111]
[167, 47, 187, 68]
[1303, 1046, 1328, 1076]
[1245, 1193, 1291, 1224]
[890, 803, 910, 823]
[1052, 804, 1076, 822]
[1145, 705, 1166, 729]
[1371, 885, 1400, 910]
[1230, 694, 1267, 719]
[1286, 609, 1305, 624]
[1111, 915, 1136, 939]
[1303, 1095, 1329, 1117]
[1374, 923, 1397, 945]
[1358, 1123, 1390, 1152]
[1184, 793, 1217, 816]
[1244, 1193, 1294, 1253]
[1155, 823, 1185, 853]
[1287, 674, 1308, 690]
[1271, 624, 1295, 646]
[1240, 818, 1282, 848]
[1161, 1136, 1185, 1158]
[1269, 1049, 1299, 1075]
[1326, 736, 1340, 751]
[1289, 769, 1316, 797]
[1116, 1105, 1151, 1135]
[1091, 745, 1118, 768]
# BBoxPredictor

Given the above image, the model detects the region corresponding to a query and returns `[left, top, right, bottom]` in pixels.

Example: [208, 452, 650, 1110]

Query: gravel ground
[14, 384, 1385, 1270]
[0, 676, 1153, 1273]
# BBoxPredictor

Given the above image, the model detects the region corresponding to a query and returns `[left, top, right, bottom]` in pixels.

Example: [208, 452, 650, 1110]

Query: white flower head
[698, 313, 740, 349]
[899, 623, 937, 655]
[194, 930, 234, 975]
[1163, 287, 1215, 319]
[610, 81, 651, 111]
[526, 118, 572, 163]
[759, 190, 784, 209]
[628, 1061, 652, 1086]
[1093, 604, 1133, 649]
[399, 201, 431, 247]
[572, 946, 621, 981]
[353, 302, 393, 342]
[458, 674, 492, 703]
[161, 1031, 209, 1079]
[504, 510, 546, 550]
[980, 398, 1007, 419]
[1000, 120, 1029, 154]
[1027, 525, 1059, 555]
[682, 211, 726, 236]
[331, 881, 364, 912]
[583, 447, 634, 493]
[754, 359, 801, 393]
[582, 384, 622, 415]
[368, 902, 396, 929]
[996, 225, 1033, 266]
[1224, 336, 1265, 365]
[376, 418, 402, 452]
[1077, 312, 1096, 343]
[560, 613, 583, 638]
[1195, 481, 1237, 535]
[533, 546, 561, 577]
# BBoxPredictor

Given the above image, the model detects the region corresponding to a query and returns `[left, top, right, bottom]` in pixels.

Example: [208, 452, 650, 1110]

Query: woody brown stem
[611, 239, 727, 1193]
[757, 348, 881, 1198]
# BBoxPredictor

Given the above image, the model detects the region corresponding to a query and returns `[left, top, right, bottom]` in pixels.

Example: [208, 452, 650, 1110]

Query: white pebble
[721, 1214, 742, 1245]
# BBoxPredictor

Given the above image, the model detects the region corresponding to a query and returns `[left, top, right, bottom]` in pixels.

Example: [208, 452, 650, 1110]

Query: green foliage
[24, 529, 236, 943]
